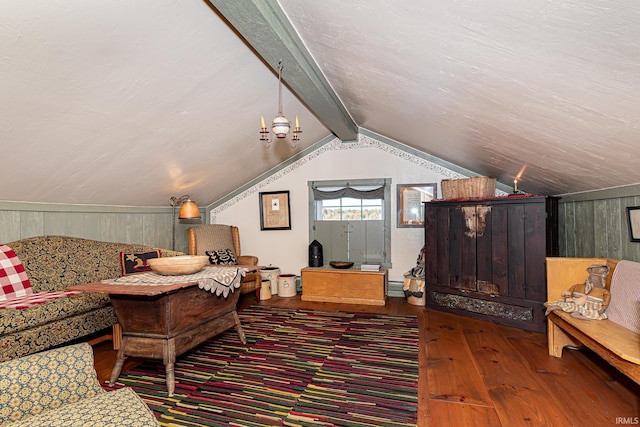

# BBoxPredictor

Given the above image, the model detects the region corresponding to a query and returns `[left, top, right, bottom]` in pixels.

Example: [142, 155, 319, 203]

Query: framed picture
[259, 191, 291, 230]
[626, 206, 640, 242]
[397, 183, 437, 228]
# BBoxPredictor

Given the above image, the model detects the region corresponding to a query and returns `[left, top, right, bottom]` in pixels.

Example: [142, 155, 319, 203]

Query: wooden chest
[301, 266, 388, 306]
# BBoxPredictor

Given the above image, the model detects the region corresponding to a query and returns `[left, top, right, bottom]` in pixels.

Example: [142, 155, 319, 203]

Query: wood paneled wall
[3, 182, 640, 262]
[0, 202, 199, 253]
[559, 184, 640, 261]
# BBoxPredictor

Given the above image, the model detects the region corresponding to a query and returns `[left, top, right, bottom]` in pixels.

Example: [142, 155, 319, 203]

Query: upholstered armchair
[187, 224, 261, 295]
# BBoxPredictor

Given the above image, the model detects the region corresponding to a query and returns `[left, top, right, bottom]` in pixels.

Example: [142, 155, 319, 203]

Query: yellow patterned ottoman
[0, 342, 158, 426]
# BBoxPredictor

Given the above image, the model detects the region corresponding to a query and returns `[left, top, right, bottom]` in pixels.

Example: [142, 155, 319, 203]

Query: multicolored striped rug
[104, 306, 419, 426]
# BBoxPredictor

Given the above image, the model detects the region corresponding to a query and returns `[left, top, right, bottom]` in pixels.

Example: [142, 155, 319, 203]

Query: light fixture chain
[277, 62, 283, 116]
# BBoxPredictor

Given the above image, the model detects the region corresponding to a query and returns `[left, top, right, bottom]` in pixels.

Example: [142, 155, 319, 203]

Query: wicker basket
[441, 176, 496, 199]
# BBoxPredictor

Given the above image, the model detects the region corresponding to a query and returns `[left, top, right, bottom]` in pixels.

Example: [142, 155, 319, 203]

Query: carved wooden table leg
[165, 361, 175, 397]
[109, 347, 127, 385]
[233, 310, 246, 344]
[164, 340, 176, 396]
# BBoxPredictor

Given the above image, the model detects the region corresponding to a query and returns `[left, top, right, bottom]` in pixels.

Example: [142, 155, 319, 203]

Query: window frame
[308, 178, 392, 267]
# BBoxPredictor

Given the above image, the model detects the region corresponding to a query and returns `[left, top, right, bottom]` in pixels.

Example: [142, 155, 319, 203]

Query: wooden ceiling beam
[206, 0, 358, 141]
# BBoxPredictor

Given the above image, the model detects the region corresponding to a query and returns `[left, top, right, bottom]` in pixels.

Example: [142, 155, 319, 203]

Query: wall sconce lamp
[260, 61, 301, 149]
[169, 195, 201, 251]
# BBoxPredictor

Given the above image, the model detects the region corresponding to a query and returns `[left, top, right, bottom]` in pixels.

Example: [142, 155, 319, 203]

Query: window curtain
[312, 185, 384, 200]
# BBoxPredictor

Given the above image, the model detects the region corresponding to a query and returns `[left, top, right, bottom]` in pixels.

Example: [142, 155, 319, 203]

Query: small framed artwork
[397, 183, 437, 228]
[259, 191, 291, 230]
[626, 206, 640, 242]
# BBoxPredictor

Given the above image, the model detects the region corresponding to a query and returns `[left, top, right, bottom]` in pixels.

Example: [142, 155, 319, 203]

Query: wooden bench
[546, 257, 640, 384]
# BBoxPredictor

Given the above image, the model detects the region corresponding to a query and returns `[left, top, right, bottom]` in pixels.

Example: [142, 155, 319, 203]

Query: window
[309, 179, 391, 266]
[315, 192, 383, 221]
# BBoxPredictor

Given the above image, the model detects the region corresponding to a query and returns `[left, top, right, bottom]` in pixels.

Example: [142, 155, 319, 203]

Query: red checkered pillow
[0, 244, 33, 301]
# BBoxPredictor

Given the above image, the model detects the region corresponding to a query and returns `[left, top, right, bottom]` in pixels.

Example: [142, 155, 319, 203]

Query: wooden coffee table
[69, 279, 245, 396]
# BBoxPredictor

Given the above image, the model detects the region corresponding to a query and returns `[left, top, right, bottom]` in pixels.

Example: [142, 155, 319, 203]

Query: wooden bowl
[329, 261, 354, 269]
[147, 255, 209, 275]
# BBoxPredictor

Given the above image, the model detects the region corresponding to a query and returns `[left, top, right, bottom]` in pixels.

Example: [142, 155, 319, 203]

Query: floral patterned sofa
[0, 235, 180, 362]
[0, 342, 158, 426]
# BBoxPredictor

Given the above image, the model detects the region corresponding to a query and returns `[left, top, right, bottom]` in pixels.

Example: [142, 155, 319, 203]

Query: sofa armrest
[0, 343, 104, 425]
[546, 257, 619, 301]
[157, 248, 185, 257]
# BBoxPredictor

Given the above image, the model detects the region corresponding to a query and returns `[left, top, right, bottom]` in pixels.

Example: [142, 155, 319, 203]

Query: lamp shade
[272, 116, 290, 138]
[178, 199, 201, 219]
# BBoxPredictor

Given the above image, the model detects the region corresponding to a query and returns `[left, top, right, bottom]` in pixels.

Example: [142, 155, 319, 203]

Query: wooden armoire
[423, 196, 559, 332]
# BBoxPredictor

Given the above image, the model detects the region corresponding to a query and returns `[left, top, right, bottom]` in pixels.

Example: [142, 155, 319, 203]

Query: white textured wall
[211, 134, 467, 282]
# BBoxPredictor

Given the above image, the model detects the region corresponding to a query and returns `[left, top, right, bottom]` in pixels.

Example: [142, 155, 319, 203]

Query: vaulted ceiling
[2, 0, 639, 207]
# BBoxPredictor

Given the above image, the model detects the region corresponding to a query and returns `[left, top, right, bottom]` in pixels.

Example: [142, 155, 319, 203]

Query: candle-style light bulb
[513, 179, 518, 193]
[295, 115, 299, 128]
[261, 116, 266, 129]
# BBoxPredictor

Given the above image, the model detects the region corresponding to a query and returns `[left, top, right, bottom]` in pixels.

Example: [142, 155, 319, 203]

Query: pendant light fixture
[260, 61, 301, 148]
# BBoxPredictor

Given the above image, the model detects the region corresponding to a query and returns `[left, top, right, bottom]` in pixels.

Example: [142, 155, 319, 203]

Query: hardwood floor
[93, 294, 640, 426]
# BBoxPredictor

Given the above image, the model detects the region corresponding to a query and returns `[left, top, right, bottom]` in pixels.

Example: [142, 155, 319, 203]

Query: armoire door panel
[435, 206, 450, 286]
[424, 207, 438, 286]
[507, 204, 526, 299]
[448, 206, 464, 289]
[460, 208, 478, 291]
[490, 205, 509, 296]
[476, 205, 493, 290]
[524, 202, 547, 301]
